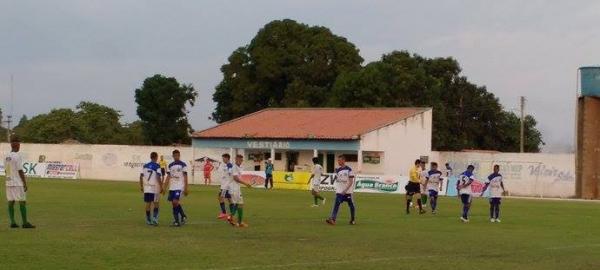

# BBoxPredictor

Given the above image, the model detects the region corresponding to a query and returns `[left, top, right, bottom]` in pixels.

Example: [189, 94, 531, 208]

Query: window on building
[344, 154, 358, 162]
[264, 152, 283, 160]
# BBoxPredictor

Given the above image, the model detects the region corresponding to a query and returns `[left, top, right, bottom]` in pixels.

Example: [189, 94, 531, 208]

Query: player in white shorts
[4, 136, 35, 229]
[228, 154, 252, 227]
[481, 165, 506, 223]
[217, 154, 235, 220]
[310, 157, 326, 207]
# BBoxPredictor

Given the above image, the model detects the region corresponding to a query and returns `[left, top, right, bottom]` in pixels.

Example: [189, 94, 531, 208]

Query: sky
[1, 0, 599, 152]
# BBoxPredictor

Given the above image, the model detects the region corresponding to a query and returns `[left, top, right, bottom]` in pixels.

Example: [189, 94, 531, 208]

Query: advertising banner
[239, 171, 266, 188]
[0, 162, 78, 179]
[317, 173, 410, 195]
[445, 176, 488, 197]
[273, 171, 311, 190]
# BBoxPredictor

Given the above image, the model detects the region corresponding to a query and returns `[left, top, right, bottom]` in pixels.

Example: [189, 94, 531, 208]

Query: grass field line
[208, 243, 600, 270]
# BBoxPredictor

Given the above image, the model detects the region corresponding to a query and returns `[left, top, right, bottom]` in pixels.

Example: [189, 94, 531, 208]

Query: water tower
[576, 67, 600, 199]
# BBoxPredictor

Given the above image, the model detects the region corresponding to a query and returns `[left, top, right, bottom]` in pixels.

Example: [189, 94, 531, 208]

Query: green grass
[0, 178, 599, 270]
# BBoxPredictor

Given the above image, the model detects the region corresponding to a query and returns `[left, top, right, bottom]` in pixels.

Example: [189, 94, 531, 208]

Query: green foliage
[212, 19, 363, 122]
[13, 102, 145, 145]
[135, 74, 197, 145]
[330, 51, 544, 152]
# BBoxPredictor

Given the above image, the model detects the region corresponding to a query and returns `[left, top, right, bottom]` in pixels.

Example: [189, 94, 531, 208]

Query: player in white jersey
[310, 157, 326, 207]
[481, 165, 506, 223]
[228, 154, 252, 227]
[424, 162, 444, 214]
[419, 161, 429, 208]
[326, 155, 356, 226]
[139, 152, 163, 226]
[217, 153, 235, 220]
[457, 165, 476, 223]
[164, 149, 189, 227]
[4, 136, 35, 229]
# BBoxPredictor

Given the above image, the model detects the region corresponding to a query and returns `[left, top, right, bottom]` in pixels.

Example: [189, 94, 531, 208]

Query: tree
[135, 74, 197, 145]
[119, 120, 146, 145]
[76, 102, 124, 144]
[14, 108, 80, 143]
[212, 19, 363, 122]
[330, 51, 545, 152]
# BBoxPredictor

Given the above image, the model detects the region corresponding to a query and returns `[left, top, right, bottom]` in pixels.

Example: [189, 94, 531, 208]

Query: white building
[192, 108, 432, 176]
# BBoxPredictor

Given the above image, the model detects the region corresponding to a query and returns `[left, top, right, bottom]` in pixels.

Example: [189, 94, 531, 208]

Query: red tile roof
[193, 108, 430, 140]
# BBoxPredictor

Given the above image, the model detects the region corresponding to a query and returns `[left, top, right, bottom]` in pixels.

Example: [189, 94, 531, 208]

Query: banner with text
[0, 162, 79, 179]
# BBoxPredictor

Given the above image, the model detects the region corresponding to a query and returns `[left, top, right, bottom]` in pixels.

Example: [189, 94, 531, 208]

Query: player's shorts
[6, 186, 26, 201]
[144, 193, 160, 203]
[204, 172, 211, 178]
[335, 193, 354, 203]
[428, 190, 439, 197]
[160, 168, 166, 176]
[231, 191, 244, 204]
[460, 194, 472, 205]
[265, 173, 273, 179]
[489, 197, 502, 205]
[405, 182, 421, 195]
[219, 189, 231, 199]
[168, 190, 182, 201]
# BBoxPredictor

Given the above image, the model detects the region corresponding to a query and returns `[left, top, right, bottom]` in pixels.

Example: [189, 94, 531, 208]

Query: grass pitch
[0, 178, 599, 270]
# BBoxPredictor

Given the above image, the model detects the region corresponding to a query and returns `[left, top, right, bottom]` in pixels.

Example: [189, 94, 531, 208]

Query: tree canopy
[135, 74, 197, 145]
[213, 20, 544, 152]
[212, 19, 363, 122]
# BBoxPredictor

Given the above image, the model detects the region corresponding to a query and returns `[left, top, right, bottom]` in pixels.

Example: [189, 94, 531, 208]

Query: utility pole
[4, 75, 14, 142]
[520, 96, 525, 153]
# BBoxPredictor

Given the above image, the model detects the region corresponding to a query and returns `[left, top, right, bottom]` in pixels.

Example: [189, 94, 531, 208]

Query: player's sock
[313, 196, 318, 205]
[178, 205, 186, 218]
[494, 204, 500, 219]
[229, 204, 235, 215]
[316, 194, 324, 201]
[19, 203, 28, 224]
[431, 197, 436, 211]
[231, 204, 238, 216]
[462, 205, 469, 219]
[219, 202, 226, 214]
[237, 207, 244, 224]
[421, 195, 428, 205]
[172, 206, 179, 223]
[489, 204, 494, 219]
[153, 207, 159, 220]
[417, 199, 423, 211]
[406, 199, 411, 213]
[8, 203, 16, 224]
[145, 210, 151, 222]
[348, 200, 356, 221]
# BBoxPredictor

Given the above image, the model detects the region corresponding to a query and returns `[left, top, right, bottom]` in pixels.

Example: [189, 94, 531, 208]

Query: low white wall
[431, 151, 575, 198]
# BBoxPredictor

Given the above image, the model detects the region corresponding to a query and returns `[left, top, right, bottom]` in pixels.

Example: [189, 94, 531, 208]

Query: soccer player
[229, 154, 252, 227]
[481, 165, 506, 223]
[264, 158, 274, 189]
[326, 155, 356, 226]
[406, 159, 426, 214]
[310, 157, 325, 207]
[457, 165, 476, 223]
[419, 161, 429, 209]
[203, 159, 214, 185]
[164, 149, 189, 227]
[4, 136, 35, 229]
[140, 152, 163, 226]
[217, 154, 234, 220]
[424, 162, 444, 214]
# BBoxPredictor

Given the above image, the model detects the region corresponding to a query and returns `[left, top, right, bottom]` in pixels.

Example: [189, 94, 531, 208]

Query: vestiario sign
[246, 141, 291, 149]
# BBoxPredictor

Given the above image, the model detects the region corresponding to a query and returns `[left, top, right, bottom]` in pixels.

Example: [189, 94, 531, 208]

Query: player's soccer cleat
[322, 198, 326, 205]
[349, 220, 356, 225]
[10, 223, 19, 228]
[419, 209, 427, 214]
[490, 218, 496, 223]
[311, 204, 319, 207]
[237, 222, 249, 228]
[325, 218, 336, 225]
[431, 210, 437, 215]
[217, 213, 228, 220]
[145, 220, 153, 226]
[228, 216, 237, 226]
[495, 219, 501, 223]
[460, 217, 469, 223]
[151, 218, 159, 226]
[181, 216, 187, 225]
[22, 223, 36, 229]
[170, 221, 181, 227]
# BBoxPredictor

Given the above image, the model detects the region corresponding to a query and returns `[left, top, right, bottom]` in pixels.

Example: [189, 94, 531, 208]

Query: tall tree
[76, 101, 124, 144]
[212, 19, 363, 122]
[330, 51, 544, 152]
[14, 108, 80, 143]
[135, 74, 197, 145]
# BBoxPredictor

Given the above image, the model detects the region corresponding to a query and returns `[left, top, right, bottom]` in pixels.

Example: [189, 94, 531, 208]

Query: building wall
[360, 109, 433, 176]
[432, 151, 576, 198]
[576, 96, 600, 199]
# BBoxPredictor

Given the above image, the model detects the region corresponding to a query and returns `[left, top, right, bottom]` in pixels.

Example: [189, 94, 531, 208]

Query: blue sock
[219, 202, 226, 214]
[153, 207, 159, 220]
[178, 205, 186, 218]
[145, 211, 151, 222]
[172, 206, 179, 223]
[494, 204, 500, 219]
[431, 197, 436, 210]
[462, 205, 469, 219]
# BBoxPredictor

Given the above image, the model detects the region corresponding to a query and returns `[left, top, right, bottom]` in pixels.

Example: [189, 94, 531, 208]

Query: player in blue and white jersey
[457, 165, 476, 223]
[164, 149, 189, 227]
[326, 155, 356, 226]
[424, 162, 444, 214]
[139, 152, 163, 226]
[481, 165, 506, 223]
[217, 154, 235, 220]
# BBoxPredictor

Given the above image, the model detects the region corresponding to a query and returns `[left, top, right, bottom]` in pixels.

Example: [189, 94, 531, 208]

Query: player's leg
[218, 190, 228, 219]
[346, 194, 356, 224]
[152, 195, 160, 225]
[460, 194, 471, 222]
[169, 191, 181, 226]
[143, 193, 152, 224]
[236, 195, 246, 227]
[327, 194, 343, 225]
[19, 194, 34, 229]
[429, 190, 437, 212]
[8, 200, 17, 227]
[494, 198, 501, 222]
[405, 193, 412, 214]
[488, 198, 495, 221]
[415, 191, 425, 213]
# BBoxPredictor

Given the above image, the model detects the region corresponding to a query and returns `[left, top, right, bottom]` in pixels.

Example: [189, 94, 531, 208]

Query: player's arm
[233, 174, 252, 188]
[19, 169, 28, 192]
[343, 174, 355, 194]
[163, 173, 171, 194]
[139, 173, 144, 192]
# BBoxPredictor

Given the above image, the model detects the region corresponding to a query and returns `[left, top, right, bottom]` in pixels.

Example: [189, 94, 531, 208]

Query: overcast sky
[1, 0, 598, 152]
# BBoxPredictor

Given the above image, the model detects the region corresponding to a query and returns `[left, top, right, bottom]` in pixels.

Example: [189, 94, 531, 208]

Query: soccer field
[0, 178, 598, 270]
